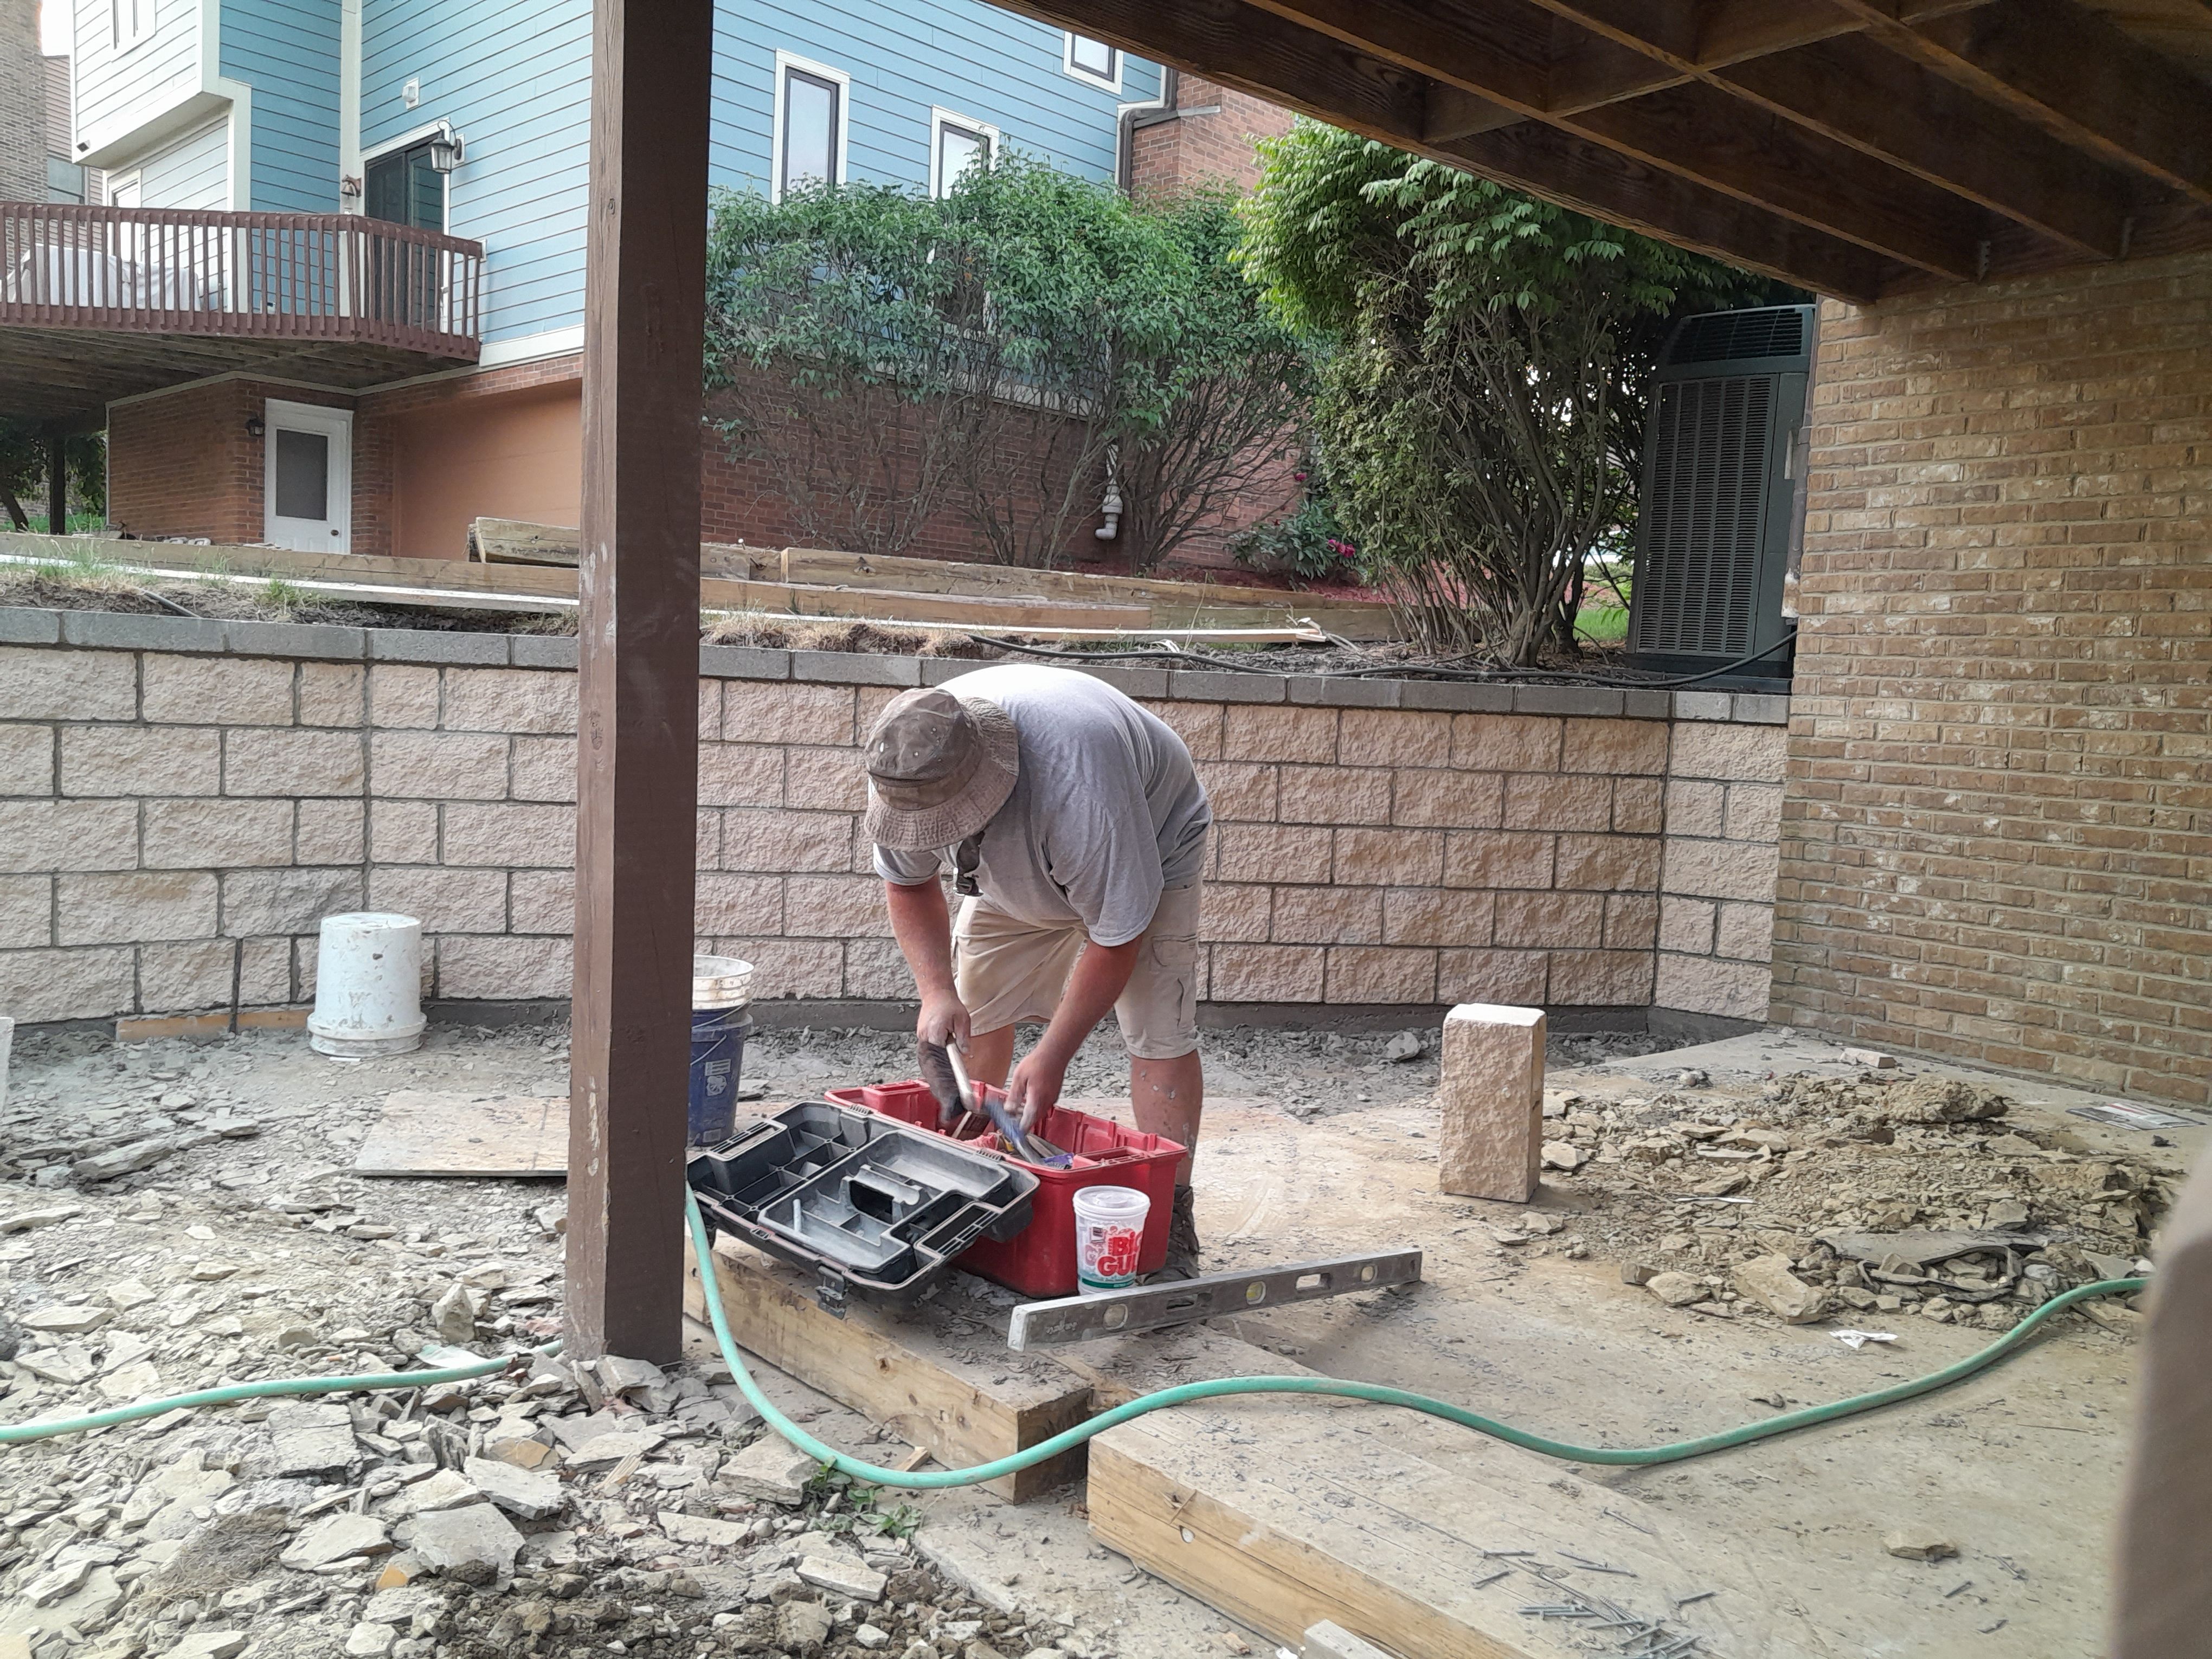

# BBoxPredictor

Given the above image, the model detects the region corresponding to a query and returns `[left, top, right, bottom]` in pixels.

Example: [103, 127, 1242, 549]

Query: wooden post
[564, 0, 712, 1364]
[45, 430, 65, 534]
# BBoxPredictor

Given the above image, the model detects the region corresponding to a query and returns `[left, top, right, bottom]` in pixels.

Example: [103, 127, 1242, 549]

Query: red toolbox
[825, 1081, 1185, 1297]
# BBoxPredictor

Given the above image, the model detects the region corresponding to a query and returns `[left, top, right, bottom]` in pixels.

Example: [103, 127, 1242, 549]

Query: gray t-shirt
[873, 664, 1211, 946]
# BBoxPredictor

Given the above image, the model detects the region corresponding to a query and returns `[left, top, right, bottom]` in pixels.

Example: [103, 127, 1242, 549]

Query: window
[47, 155, 87, 204]
[930, 110, 996, 198]
[1063, 33, 1119, 91]
[111, 0, 151, 51]
[364, 140, 445, 231]
[773, 53, 850, 201]
[108, 172, 140, 209]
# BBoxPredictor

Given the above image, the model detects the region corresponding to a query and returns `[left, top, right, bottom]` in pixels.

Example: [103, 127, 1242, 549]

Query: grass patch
[1574, 605, 1630, 642]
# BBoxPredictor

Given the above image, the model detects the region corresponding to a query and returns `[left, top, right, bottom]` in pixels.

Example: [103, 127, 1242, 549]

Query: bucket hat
[863, 686, 1020, 851]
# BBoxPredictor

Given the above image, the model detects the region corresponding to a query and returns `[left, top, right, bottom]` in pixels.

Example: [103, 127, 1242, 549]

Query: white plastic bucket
[307, 912, 426, 1058]
[693, 954, 754, 1010]
[1072, 1184, 1151, 1296]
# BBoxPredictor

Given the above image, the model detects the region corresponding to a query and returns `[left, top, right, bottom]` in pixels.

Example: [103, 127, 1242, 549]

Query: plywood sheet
[351, 1090, 568, 1177]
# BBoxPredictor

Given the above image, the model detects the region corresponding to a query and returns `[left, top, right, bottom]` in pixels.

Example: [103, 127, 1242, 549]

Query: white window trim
[112, 0, 152, 55]
[107, 169, 142, 208]
[263, 400, 354, 553]
[1062, 32, 1121, 93]
[928, 107, 999, 199]
[361, 120, 454, 232]
[770, 50, 850, 203]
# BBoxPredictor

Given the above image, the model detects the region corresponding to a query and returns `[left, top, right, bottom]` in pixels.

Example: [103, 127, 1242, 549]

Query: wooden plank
[681, 1232, 1096, 1502]
[566, 0, 712, 1367]
[351, 1091, 569, 1178]
[0, 533, 584, 599]
[699, 573, 1150, 631]
[470, 516, 584, 565]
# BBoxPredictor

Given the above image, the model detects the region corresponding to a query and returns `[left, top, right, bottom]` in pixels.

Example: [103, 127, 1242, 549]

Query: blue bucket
[688, 1005, 755, 1146]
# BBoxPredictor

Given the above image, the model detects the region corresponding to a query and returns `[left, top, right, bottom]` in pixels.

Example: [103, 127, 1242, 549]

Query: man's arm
[1007, 934, 1142, 1128]
[884, 878, 970, 1049]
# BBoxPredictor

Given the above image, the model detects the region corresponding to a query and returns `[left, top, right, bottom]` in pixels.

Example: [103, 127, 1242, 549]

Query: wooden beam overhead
[1837, 0, 2212, 205]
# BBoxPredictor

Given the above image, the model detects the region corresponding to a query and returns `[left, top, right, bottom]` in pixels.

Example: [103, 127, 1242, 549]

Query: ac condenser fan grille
[1630, 375, 1773, 659]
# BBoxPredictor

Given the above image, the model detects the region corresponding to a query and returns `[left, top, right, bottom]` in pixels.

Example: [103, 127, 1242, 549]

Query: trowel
[917, 1038, 1072, 1168]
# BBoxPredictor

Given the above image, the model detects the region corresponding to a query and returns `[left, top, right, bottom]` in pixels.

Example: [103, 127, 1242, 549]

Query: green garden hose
[0, 1187, 2149, 1482]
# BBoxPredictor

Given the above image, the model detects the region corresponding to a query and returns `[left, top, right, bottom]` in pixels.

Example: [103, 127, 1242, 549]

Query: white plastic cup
[307, 912, 426, 1058]
[1072, 1184, 1151, 1296]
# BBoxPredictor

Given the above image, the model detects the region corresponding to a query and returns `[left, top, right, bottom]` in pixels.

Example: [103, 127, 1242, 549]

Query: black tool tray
[686, 1099, 1037, 1313]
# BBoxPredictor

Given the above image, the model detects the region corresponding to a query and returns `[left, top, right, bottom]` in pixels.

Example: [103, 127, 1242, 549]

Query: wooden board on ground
[683, 1231, 1095, 1502]
[351, 1091, 569, 1177]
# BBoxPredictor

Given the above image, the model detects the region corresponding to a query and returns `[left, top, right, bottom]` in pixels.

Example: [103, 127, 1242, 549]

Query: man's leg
[963, 1024, 1017, 1089]
[1115, 881, 1204, 1270]
[1131, 1051, 1203, 1184]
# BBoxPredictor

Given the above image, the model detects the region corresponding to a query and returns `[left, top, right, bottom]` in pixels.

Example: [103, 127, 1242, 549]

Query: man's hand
[917, 989, 972, 1052]
[1006, 1049, 1067, 1131]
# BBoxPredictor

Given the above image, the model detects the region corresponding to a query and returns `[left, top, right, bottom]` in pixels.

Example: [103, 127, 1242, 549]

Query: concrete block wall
[0, 610, 1787, 1025]
[1779, 248, 2212, 1109]
[1656, 699, 1790, 1022]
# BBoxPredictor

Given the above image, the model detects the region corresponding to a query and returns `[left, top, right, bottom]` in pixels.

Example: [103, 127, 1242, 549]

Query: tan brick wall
[1656, 717, 1787, 1021]
[1774, 249, 2212, 1109]
[0, 637, 1784, 1023]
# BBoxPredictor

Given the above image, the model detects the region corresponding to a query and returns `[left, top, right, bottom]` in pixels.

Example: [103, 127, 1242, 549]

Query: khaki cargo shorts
[953, 881, 1201, 1060]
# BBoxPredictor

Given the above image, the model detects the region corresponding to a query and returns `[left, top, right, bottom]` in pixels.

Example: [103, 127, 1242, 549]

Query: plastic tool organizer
[685, 1100, 1038, 1315]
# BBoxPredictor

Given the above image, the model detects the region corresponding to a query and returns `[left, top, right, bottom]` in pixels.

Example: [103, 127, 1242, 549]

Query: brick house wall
[0, 615, 1785, 1025]
[1774, 248, 2212, 1110]
[1129, 75, 1293, 198]
[107, 381, 363, 548]
[0, 0, 40, 204]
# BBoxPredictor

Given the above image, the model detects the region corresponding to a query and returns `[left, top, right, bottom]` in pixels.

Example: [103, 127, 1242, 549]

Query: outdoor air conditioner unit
[1625, 303, 1816, 683]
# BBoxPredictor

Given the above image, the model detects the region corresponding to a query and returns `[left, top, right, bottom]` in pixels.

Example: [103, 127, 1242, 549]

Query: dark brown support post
[45, 430, 66, 534]
[565, 0, 712, 1364]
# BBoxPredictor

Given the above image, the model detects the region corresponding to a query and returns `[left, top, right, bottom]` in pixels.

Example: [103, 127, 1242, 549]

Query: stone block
[1656, 953, 1771, 1021]
[696, 872, 786, 936]
[1449, 714, 1559, 773]
[1438, 1003, 1545, 1203]
[224, 620, 362, 661]
[1325, 946, 1437, 1004]
[1494, 890, 1605, 949]
[297, 799, 365, 865]
[0, 800, 139, 872]
[1553, 834, 1660, 893]
[1391, 767, 1502, 829]
[1208, 943, 1324, 1002]
[0, 645, 136, 720]
[1399, 679, 1513, 713]
[58, 872, 217, 944]
[1217, 823, 1331, 885]
[1662, 837, 1780, 903]
[0, 875, 50, 947]
[0, 722, 53, 795]
[698, 644, 787, 681]
[783, 874, 888, 938]
[225, 728, 365, 796]
[1437, 948, 1547, 1006]
[65, 607, 210, 655]
[1671, 690, 1732, 722]
[441, 668, 577, 734]
[1604, 892, 1660, 951]
[143, 655, 293, 725]
[1293, 675, 1397, 709]
[59, 725, 220, 796]
[1192, 761, 1276, 822]
[1611, 775, 1664, 834]
[1199, 882, 1271, 944]
[1724, 783, 1785, 843]
[1548, 949, 1654, 1005]
[369, 866, 509, 933]
[1221, 704, 1338, 764]
[1658, 895, 1716, 955]
[841, 935, 914, 999]
[1668, 720, 1787, 784]
[510, 870, 576, 935]
[1277, 764, 1390, 825]
[368, 628, 506, 666]
[696, 807, 720, 870]
[1501, 773, 1612, 832]
[138, 940, 238, 1013]
[1381, 887, 1494, 948]
[0, 607, 61, 643]
[368, 664, 441, 729]
[706, 936, 841, 1000]
[1564, 717, 1669, 775]
[1141, 699, 1223, 760]
[238, 936, 292, 1004]
[0, 946, 135, 1021]
[441, 802, 575, 868]
[370, 800, 439, 864]
[221, 868, 364, 936]
[792, 651, 917, 687]
[1715, 901, 1776, 962]
[694, 679, 721, 740]
[721, 808, 851, 872]
[1340, 709, 1450, 768]
[1441, 830, 1553, 890]
[143, 799, 293, 869]
[1731, 693, 1791, 726]
[298, 663, 365, 728]
[1333, 826, 1443, 888]
[1270, 886, 1381, 945]
[724, 681, 856, 747]
[369, 731, 509, 800]
[1663, 779, 1726, 838]
[698, 743, 786, 808]
[784, 745, 868, 812]
[1514, 685, 1622, 717]
[437, 936, 573, 1001]
[1167, 668, 1282, 704]
[507, 634, 577, 671]
[510, 735, 579, 803]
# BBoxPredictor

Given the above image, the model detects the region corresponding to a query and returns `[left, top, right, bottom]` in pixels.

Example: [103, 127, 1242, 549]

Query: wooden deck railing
[0, 203, 483, 357]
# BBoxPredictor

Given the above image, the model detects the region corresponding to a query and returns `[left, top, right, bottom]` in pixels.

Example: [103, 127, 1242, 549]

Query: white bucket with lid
[1072, 1184, 1151, 1295]
[308, 912, 426, 1058]
[693, 954, 754, 1009]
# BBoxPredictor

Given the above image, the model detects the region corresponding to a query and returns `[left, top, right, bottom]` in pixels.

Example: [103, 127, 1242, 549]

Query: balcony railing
[0, 203, 483, 358]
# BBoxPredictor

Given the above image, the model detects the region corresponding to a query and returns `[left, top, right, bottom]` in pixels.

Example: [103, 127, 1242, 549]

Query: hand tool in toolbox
[1005, 1248, 1425, 1349]
[921, 1038, 1072, 1167]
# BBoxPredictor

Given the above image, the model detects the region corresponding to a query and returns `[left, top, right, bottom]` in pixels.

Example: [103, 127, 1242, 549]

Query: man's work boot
[1165, 1184, 1201, 1277]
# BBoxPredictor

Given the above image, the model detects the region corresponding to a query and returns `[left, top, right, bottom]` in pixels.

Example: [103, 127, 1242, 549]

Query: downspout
[338, 0, 362, 209]
[1103, 68, 1176, 546]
